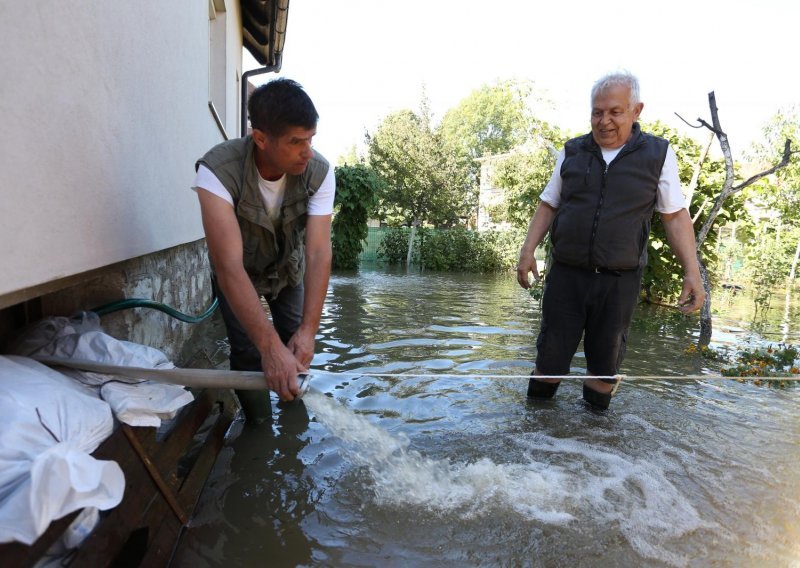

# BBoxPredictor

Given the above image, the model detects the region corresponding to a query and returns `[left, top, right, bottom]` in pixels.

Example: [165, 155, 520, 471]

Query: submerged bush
[689, 343, 800, 388]
[377, 226, 525, 272]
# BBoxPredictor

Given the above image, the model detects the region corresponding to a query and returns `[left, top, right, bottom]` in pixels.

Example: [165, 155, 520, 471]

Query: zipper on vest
[588, 160, 609, 267]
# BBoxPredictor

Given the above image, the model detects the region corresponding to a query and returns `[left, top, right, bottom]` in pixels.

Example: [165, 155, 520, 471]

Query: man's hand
[516, 251, 540, 289]
[660, 208, 705, 314]
[677, 273, 705, 313]
[261, 340, 307, 401]
[517, 203, 557, 289]
[288, 325, 316, 367]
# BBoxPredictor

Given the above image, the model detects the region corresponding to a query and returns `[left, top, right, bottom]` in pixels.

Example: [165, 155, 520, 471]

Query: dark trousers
[212, 276, 304, 419]
[213, 276, 304, 371]
[535, 262, 642, 380]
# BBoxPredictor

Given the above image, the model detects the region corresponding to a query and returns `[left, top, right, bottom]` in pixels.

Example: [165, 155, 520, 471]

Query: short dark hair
[247, 78, 319, 138]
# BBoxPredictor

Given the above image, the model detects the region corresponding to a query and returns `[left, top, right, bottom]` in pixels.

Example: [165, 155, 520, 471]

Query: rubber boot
[527, 374, 560, 399]
[582, 384, 612, 410]
[235, 389, 272, 425]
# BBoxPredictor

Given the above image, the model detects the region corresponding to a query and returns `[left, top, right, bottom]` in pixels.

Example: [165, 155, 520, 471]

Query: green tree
[741, 107, 800, 290]
[640, 120, 739, 304]
[747, 108, 800, 272]
[748, 106, 800, 224]
[489, 146, 558, 229]
[331, 164, 381, 269]
[367, 107, 472, 228]
[687, 92, 797, 345]
[439, 79, 534, 161]
[337, 144, 362, 167]
[439, 80, 561, 206]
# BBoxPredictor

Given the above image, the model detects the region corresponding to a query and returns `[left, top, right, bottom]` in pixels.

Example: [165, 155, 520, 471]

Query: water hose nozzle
[297, 373, 312, 398]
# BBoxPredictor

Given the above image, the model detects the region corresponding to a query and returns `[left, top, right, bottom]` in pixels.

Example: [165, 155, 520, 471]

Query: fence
[358, 226, 391, 262]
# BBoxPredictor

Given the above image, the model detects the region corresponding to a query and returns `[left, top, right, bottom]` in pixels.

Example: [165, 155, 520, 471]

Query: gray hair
[591, 71, 641, 107]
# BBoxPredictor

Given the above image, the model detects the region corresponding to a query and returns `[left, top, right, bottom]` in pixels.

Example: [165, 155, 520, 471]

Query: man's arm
[197, 189, 304, 400]
[287, 214, 332, 366]
[517, 202, 557, 289]
[660, 208, 705, 313]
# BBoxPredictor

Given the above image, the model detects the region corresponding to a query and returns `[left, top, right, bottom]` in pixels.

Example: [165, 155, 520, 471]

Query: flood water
[173, 267, 800, 567]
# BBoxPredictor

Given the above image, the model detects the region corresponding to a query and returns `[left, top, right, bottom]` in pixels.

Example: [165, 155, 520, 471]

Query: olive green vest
[196, 136, 330, 299]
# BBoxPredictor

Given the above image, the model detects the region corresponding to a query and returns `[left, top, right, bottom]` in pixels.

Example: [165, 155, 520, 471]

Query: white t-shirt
[539, 144, 687, 214]
[192, 163, 336, 217]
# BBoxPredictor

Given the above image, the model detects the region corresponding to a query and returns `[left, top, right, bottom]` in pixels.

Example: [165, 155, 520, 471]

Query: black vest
[550, 123, 669, 270]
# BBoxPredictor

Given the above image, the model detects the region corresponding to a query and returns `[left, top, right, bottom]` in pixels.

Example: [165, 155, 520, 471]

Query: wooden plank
[122, 424, 188, 525]
[177, 405, 231, 513]
[68, 428, 165, 565]
[0, 388, 237, 566]
[0, 512, 78, 568]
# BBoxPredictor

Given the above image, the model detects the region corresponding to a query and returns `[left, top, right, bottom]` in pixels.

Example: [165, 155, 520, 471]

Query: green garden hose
[91, 297, 218, 323]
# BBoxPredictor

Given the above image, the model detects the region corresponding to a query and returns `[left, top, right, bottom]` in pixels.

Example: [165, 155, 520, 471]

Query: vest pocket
[241, 226, 270, 274]
[286, 244, 306, 287]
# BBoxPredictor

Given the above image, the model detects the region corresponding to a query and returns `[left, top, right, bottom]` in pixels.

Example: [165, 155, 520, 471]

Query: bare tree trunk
[406, 220, 418, 268]
[687, 131, 715, 216]
[698, 257, 713, 345]
[691, 92, 796, 346]
[789, 236, 800, 282]
[782, 287, 793, 343]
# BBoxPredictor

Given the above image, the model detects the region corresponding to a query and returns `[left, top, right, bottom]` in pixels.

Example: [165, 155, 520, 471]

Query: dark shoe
[527, 377, 560, 399]
[582, 384, 611, 410]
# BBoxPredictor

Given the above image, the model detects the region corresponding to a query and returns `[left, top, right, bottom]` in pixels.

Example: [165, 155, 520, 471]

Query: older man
[516, 71, 703, 410]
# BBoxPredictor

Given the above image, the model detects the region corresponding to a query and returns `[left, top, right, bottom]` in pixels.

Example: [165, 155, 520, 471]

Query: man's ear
[632, 102, 644, 121]
[251, 128, 268, 149]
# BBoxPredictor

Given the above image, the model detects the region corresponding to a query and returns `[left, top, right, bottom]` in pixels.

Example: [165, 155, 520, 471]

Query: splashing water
[174, 270, 800, 567]
[302, 389, 715, 567]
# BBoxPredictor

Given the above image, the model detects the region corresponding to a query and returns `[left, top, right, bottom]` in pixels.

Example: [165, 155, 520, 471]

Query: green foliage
[331, 164, 381, 269]
[742, 227, 800, 312]
[719, 344, 799, 387]
[377, 226, 525, 272]
[747, 106, 800, 227]
[337, 144, 361, 167]
[438, 80, 564, 226]
[640, 120, 746, 304]
[439, 79, 534, 161]
[489, 146, 558, 229]
[367, 108, 473, 227]
[377, 227, 412, 264]
[684, 342, 798, 387]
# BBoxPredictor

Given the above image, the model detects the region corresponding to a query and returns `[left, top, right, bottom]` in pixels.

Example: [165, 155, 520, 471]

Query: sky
[246, 0, 799, 164]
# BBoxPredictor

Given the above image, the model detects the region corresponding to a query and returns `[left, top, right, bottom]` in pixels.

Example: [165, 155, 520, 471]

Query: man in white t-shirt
[516, 71, 704, 410]
[193, 78, 335, 416]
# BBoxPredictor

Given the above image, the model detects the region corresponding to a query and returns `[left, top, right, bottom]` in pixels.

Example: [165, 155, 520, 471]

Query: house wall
[0, 1, 245, 358]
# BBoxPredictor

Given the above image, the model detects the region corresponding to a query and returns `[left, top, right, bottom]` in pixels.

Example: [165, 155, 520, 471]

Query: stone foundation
[0, 239, 213, 364]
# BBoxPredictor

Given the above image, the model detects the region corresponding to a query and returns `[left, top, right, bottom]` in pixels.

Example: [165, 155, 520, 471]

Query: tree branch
[732, 139, 796, 191]
[674, 112, 706, 129]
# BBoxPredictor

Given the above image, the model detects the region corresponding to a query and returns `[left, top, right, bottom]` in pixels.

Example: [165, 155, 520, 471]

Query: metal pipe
[241, 65, 277, 137]
[239, 0, 290, 136]
[208, 101, 229, 141]
[34, 356, 318, 394]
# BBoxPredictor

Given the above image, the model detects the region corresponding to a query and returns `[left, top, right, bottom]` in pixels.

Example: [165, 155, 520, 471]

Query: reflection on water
[174, 267, 800, 567]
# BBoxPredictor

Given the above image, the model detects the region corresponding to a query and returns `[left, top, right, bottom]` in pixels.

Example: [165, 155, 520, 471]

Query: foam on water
[303, 390, 716, 566]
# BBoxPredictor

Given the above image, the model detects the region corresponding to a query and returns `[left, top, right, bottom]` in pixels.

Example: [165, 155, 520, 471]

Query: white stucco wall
[0, 1, 242, 302]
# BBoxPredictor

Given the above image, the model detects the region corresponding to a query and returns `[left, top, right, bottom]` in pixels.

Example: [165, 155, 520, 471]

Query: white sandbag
[0, 356, 124, 545]
[9, 313, 193, 427]
[100, 381, 195, 427]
